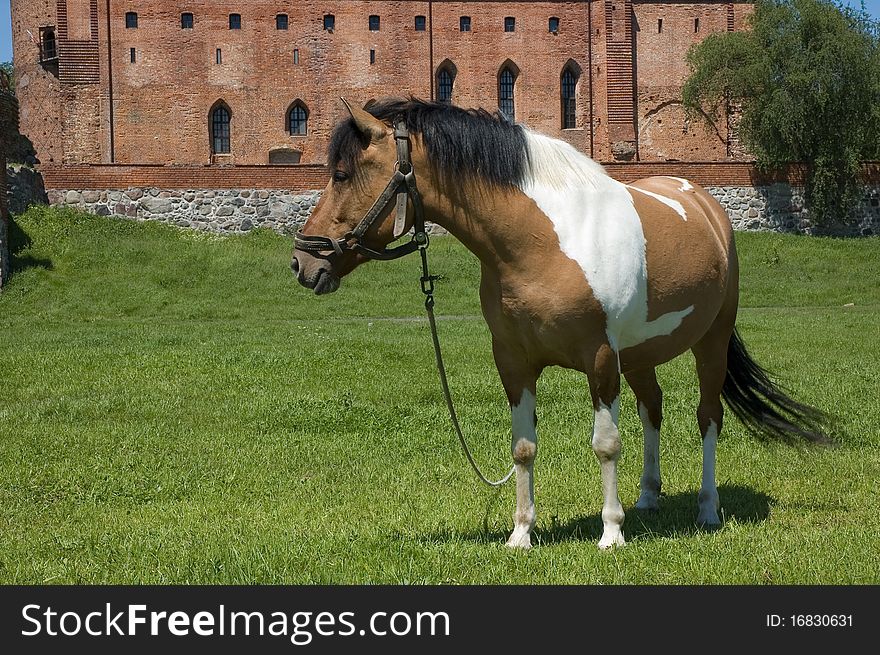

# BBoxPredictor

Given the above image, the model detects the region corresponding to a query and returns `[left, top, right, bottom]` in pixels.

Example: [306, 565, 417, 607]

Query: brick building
[11, 1, 752, 168]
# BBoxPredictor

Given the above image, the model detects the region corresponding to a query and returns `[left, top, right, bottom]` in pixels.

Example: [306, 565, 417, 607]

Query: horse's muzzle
[291, 254, 340, 295]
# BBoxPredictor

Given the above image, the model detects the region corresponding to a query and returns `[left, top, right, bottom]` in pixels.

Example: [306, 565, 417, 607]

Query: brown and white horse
[292, 98, 826, 549]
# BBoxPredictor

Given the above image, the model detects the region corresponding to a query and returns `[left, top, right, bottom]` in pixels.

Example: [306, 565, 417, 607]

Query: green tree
[0, 62, 13, 93]
[682, 0, 880, 226]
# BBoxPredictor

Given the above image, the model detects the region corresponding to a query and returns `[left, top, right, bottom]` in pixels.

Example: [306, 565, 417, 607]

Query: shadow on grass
[9, 217, 53, 273]
[415, 484, 772, 546]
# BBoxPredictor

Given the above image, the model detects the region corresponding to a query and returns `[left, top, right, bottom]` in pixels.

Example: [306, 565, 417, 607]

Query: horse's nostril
[290, 257, 300, 275]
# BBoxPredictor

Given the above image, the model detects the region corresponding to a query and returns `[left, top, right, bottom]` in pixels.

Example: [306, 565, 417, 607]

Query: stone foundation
[45, 187, 322, 235]
[707, 184, 880, 236]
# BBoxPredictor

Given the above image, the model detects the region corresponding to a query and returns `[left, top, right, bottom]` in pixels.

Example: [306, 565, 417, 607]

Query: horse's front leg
[492, 340, 540, 550]
[588, 343, 626, 549]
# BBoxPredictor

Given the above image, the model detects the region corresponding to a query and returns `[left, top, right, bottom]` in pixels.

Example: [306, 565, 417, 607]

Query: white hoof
[506, 528, 532, 550]
[598, 530, 626, 550]
[698, 490, 721, 527]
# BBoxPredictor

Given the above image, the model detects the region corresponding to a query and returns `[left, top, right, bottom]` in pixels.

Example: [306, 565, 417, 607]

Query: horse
[291, 97, 826, 549]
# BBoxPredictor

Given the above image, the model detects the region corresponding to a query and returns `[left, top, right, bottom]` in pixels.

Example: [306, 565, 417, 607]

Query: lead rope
[418, 246, 515, 488]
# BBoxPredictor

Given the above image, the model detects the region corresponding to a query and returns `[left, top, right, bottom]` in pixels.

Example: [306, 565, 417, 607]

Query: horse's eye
[333, 170, 349, 183]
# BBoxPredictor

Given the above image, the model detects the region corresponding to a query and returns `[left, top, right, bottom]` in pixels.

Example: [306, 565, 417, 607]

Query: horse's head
[291, 99, 421, 295]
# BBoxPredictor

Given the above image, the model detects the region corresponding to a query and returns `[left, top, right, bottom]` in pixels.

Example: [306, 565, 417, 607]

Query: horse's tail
[722, 328, 830, 443]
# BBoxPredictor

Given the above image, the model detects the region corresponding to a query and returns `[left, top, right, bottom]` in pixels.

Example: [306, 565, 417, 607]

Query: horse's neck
[424, 183, 549, 276]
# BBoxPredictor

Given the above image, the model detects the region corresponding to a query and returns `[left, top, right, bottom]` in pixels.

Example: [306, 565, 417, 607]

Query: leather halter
[294, 121, 428, 261]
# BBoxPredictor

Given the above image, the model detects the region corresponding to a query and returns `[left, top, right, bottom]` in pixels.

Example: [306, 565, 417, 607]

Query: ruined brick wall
[1, 91, 18, 288]
[13, 1, 754, 169]
[634, 1, 754, 161]
[10, 0, 65, 165]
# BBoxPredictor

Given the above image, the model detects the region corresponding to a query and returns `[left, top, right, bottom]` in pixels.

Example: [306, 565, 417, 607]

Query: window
[324, 14, 335, 31]
[125, 12, 138, 29]
[129, 48, 136, 63]
[460, 16, 471, 32]
[499, 66, 516, 120]
[293, 49, 300, 64]
[504, 17, 515, 32]
[211, 104, 231, 154]
[549, 17, 560, 33]
[694, 17, 700, 32]
[216, 48, 222, 64]
[181, 13, 193, 29]
[415, 15, 426, 31]
[229, 13, 241, 30]
[277, 14, 288, 30]
[561, 68, 578, 129]
[288, 103, 308, 136]
[370, 49, 376, 64]
[437, 68, 454, 103]
[40, 28, 57, 61]
[369, 15, 380, 31]
[269, 148, 302, 164]
[658, 18, 663, 33]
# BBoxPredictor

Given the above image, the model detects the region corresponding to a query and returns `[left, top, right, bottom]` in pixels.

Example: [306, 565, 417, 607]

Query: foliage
[683, 0, 880, 226]
[0, 208, 879, 583]
[0, 61, 13, 93]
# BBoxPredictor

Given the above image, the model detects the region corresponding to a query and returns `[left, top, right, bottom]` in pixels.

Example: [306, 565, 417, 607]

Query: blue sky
[1, 0, 880, 63]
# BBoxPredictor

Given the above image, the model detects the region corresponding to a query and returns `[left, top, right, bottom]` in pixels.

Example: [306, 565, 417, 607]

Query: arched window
[40, 28, 57, 61]
[498, 65, 517, 121]
[288, 102, 308, 136]
[437, 63, 456, 103]
[211, 103, 231, 154]
[561, 67, 579, 129]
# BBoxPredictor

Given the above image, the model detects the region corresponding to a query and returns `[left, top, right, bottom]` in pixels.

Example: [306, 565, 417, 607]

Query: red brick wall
[43, 161, 880, 192]
[11, 0, 65, 165]
[40, 163, 333, 190]
[13, 1, 757, 170]
[633, 1, 753, 162]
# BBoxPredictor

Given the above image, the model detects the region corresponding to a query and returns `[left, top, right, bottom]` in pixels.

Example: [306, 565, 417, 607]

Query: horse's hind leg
[691, 324, 733, 527]
[493, 340, 540, 549]
[625, 368, 663, 511]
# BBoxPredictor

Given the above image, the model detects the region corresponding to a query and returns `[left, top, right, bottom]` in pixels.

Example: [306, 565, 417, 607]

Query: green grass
[1, 206, 879, 584]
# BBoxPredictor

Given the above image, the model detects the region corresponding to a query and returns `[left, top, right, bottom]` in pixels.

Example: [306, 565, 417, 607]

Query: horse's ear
[341, 97, 387, 143]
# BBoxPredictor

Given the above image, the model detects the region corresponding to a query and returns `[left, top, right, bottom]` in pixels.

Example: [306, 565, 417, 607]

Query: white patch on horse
[593, 397, 625, 549]
[665, 176, 694, 192]
[507, 389, 537, 549]
[519, 130, 694, 349]
[634, 401, 661, 511]
[697, 419, 721, 526]
[626, 185, 688, 221]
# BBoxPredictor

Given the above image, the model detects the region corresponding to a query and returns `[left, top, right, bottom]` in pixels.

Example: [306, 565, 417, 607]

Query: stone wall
[39, 183, 880, 237]
[45, 187, 322, 235]
[708, 185, 880, 236]
[7, 164, 49, 216]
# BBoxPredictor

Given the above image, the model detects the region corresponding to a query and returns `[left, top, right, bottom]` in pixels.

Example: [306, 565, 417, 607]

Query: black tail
[722, 329, 830, 444]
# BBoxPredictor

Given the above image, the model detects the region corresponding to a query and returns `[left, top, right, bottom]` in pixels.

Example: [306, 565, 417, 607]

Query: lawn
[1, 206, 878, 584]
